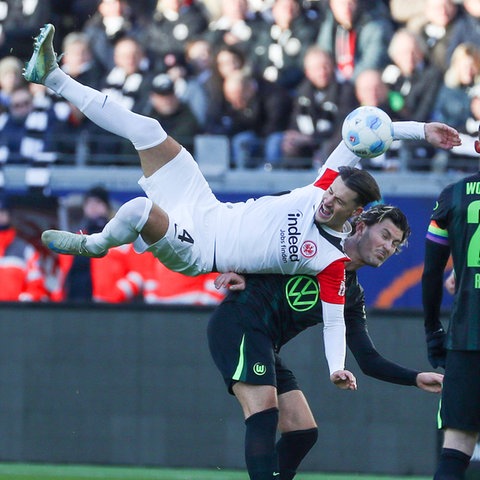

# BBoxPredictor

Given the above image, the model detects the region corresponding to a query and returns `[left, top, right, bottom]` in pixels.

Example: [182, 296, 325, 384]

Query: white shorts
[137, 148, 221, 276]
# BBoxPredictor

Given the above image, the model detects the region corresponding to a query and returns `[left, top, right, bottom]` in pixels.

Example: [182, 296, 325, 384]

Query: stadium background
[1, 165, 471, 478]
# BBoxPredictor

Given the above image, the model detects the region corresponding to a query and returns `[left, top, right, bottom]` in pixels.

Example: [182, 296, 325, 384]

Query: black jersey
[425, 172, 480, 350]
[222, 272, 419, 385]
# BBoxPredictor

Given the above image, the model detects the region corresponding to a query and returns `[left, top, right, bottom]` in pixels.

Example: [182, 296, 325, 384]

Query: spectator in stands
[316, 0, 393, 83]
[282, 46, 356, 169]
[431, 44, 480, 172]
[203, 44, 249, 135]
[138, 0, 209, 71]
[59, 186, 144, 303]
[0, 56, 26, 113]
[156, 44, 211, 126]
[141, 256, 226, 305]
[206, 69, 291, 169]
[83, 0, 141, 71]
[204, 44, 247, 102]
[201, 0, 222, 20]
[50, 0, 99, 45]
[409, 0, 460, 72]
[431, 43, 480, 131]
[182, 38, 214, 123]
[447, 0, 480, 63]
[250, 0, 319, 89]
[143, 73, 201, 152]
[353, 69, 393, 116]
[0, 193, 47, 302]
[353, 69, 402, 170]
[204, 0, 260, 56]
[0, 0, 51, 59]
[60, 31, 106, 90]
[389, 0, 426, 29]
[382, 29, 442, 121]
[48, 101, 107, 165]
[101, 36, 152, 114]
[0, 87, 58, 165]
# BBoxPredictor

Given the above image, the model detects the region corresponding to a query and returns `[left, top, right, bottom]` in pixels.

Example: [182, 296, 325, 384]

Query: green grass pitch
[0, 463, 430, 480]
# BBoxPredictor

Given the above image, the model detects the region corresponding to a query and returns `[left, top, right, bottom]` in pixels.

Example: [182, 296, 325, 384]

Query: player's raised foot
[41, 230, 107, 258]
[23, 23, 59, 84]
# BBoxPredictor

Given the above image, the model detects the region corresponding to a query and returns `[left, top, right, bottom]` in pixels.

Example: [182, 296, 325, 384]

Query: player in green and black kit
[422, 140, 480, 478]
[209, 205, 444, 480]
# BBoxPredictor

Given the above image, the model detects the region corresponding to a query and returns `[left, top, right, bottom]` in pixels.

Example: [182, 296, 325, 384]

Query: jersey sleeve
[392, 121, 425, 140]
[422, 186, 452, 333]
[317, 259, 347, 304]
[347, 319, 419, 386]
[313, 141, 359, 188]
[317, 259, 348, 374]
[345, 273, 419, 385]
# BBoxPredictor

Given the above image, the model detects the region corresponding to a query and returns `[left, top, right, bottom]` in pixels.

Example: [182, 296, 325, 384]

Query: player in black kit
[422, 131, 480, 480]
[209, 205, 444, 480]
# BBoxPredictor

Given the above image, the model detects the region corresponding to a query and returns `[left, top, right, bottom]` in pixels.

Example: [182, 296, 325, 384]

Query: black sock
[434, 448, 471, 480]
[244, 407, 279, 480]
[277, 428, 318, 480]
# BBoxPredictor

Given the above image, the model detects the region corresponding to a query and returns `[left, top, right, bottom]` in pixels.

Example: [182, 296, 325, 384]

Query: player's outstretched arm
[415, 372, 444, 393]
[330, 370, 357, 390]
[392, 121, 461, 148]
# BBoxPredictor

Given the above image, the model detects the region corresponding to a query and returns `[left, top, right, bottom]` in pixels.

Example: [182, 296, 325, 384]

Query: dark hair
[85, 186, 110, 208]
[353, 204, 411, 250]
[338, 166, 381, 207]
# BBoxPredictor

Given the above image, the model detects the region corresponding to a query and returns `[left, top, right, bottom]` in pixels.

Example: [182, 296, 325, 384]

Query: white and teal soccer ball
[342, 106, 394, 158]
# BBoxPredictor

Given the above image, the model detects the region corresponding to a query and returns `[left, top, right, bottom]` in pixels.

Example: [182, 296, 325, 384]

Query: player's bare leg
[23, 24, 180, 176]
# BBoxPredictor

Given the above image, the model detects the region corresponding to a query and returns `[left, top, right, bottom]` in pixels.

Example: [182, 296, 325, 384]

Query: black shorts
[207, 302, 299, 395]
[440, 350, 480, 432]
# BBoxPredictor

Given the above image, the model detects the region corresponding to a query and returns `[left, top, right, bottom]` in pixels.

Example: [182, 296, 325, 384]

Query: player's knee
[117, 197, 153, 232]
[131, 117, 167, 150]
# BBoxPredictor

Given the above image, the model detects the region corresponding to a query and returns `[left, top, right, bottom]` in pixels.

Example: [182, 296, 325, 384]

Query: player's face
[315, 177, 362, 231]
[355, 219, 403, 267]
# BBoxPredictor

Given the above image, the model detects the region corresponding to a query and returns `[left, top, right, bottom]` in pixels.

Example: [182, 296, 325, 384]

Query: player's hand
[425, 123, 461, 149]
[425, 328, 447, 369]
[214, 272, 246, 291]
[444, 270, 455, 295]
[330, 370, 357, 390]
[415, 372, 444, 393]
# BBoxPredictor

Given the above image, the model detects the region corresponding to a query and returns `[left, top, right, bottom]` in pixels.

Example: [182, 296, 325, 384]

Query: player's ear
[475, 140, 480, 154]
[355, 220, 366, 235]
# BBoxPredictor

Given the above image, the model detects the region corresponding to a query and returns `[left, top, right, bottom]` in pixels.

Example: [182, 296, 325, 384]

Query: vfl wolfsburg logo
[285, 276, 319, 312]
[253, 363, 266, 375]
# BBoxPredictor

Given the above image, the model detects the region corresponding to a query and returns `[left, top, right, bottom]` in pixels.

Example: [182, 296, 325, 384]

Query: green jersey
[424, 172, 480, 350]
[222, 271, 365, 351]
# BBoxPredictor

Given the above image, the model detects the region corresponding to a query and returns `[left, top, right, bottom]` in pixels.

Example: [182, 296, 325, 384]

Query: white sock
[45, 69, 167, 150]
[85, 197, 153, 253]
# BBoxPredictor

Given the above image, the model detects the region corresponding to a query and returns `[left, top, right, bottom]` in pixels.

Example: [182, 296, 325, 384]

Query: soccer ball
[342, 106, 394, 158]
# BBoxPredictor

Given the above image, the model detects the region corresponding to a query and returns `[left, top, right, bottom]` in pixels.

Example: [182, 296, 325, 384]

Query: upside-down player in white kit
[24, 24, 461, 389]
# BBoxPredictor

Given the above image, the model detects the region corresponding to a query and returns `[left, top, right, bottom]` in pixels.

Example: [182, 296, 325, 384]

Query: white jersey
[139, 143, 354, 279]
[214, 183, 350, 274]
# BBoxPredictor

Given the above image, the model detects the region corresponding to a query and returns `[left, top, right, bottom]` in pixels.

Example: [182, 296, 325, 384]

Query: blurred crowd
[1, 186, 227, 304]
[1, 0, 480, 304]
[0, 0, 479, 173]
